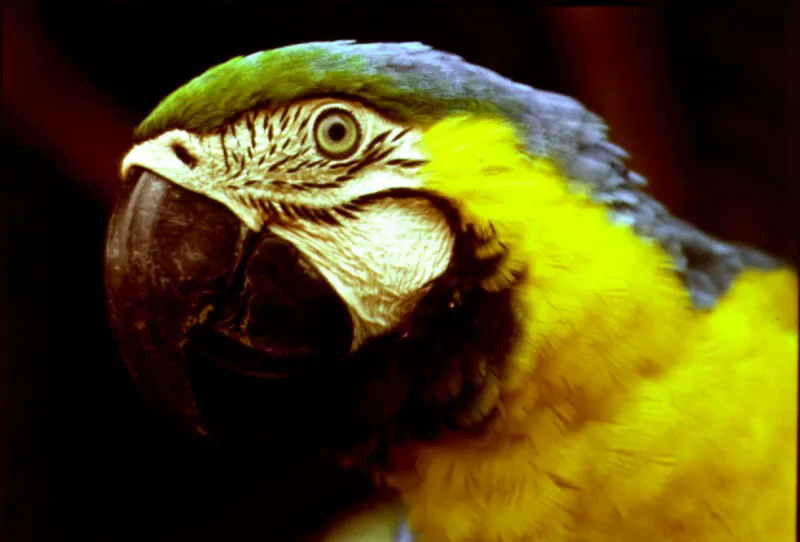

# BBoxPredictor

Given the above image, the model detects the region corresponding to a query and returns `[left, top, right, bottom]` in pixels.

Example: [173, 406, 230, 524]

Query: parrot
[104, 41, 798, 542]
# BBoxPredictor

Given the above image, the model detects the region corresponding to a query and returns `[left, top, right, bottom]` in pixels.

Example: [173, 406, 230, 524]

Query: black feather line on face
[309, 181, 343, 190]
[362, 130, 392, 155]
[390, 127, 412, 143]
[310, 208, 341, 226]
[385, 158, 429, 170]
[344, 158, 373, 177]
[285, 203, 303, 221]
[286, 159, 310, 174]
[328, 159, 360, 170]
[291, 106, 302, 127]
[343, 141, 399, 177]
[291, 204, 313, 221]
[401, 159, 429, 169]
[220, 132, 231, 173]
[297, 115, 311, 134]
[253, 197, 269, 217]
[233, 154, 246, 178]
[268, 155, 293, 172]
[245, 113, 256, 149]
[371, 146, 396, 164]
[278, 105, 292, 132]
[333, 206, 359, 220]
[342, 202, 363, 212]
[283, 182, 309, 192]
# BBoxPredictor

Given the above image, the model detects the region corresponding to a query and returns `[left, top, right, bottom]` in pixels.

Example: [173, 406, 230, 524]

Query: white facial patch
[268, 197, 454, 351]
[120, 97, 456, 351]
[120, 98, 430, 232]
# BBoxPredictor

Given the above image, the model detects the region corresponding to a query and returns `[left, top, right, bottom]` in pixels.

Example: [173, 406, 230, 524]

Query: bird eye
[313, 108, 361, 159]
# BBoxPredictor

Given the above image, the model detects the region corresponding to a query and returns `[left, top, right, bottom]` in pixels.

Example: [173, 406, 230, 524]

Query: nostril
[171, 143, 198, 168]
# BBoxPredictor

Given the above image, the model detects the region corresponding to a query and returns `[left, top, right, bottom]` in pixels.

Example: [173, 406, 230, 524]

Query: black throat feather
[310, 192, 520, 474]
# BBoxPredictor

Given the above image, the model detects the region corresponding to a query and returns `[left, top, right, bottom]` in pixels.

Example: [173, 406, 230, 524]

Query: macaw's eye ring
[313, 107, 362, 159]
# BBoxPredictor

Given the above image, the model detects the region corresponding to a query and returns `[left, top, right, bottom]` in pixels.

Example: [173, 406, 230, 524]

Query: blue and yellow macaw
[105, 41, 797, 541]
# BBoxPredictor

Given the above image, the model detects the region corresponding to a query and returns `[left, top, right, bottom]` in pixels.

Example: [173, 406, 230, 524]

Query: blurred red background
[3, 2, 797, 541]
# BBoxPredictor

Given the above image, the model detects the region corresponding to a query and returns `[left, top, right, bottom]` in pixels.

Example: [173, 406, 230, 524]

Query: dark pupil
[327, 121, 346, 142]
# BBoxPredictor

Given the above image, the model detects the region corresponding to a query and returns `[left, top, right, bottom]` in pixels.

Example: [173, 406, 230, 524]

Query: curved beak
[104, 169, 353, 436]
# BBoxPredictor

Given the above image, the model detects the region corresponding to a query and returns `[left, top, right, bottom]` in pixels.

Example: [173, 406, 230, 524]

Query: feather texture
[378, 115, 798, 541]
[135, 41, 780, 308]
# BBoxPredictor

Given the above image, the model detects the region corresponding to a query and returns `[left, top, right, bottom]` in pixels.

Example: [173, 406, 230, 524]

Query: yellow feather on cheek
[386, 116, 799, 542]
[419, 117, 567, 292]
[418, 116, 694, 403]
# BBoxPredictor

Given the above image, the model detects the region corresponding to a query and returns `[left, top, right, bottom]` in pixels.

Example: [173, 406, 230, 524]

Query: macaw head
[105, 41, 771, 460]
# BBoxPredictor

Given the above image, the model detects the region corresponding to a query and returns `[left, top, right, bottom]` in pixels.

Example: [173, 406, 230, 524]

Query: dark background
[4, 2, 798, 541]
